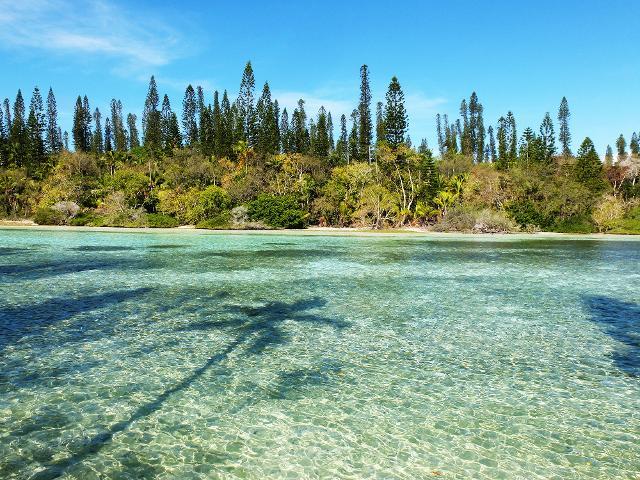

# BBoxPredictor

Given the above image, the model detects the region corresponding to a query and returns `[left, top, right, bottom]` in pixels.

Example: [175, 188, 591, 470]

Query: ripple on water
[0, 229, 638, 479]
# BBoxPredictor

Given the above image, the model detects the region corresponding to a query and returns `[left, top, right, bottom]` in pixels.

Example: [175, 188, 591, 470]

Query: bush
[592, 195, 626, 232]
[33, 207, 67, 225]
[551, 215, 596, 233]
[432, 207, 518, 233]
[193, 185, 231, 221]
[69, 212, 100, 226]
[247, 194, 307, 228]
[145, 213, 179, 228]
[196, 212, 232, 230]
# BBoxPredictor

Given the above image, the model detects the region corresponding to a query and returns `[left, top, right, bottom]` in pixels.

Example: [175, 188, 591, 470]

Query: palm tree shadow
[584, 295, 640, 377]
[31, 295, 349, 479]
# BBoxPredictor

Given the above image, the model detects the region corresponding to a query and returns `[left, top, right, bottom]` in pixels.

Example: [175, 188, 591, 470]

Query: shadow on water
[584, 295, 640, 377]
[71, 246, 136, 252]
[0, 288, 151, 354]
[0, 257, 153, 282]
[27, 295, 349, 479]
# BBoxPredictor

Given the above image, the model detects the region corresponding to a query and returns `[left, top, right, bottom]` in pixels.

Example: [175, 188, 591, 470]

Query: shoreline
[1, 220, 639, 240]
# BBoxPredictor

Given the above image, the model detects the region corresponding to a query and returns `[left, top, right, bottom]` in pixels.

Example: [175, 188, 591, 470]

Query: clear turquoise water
[0, 228, 639, 479]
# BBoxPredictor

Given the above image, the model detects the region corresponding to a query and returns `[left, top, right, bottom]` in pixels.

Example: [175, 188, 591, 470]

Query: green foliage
[248, 194, 307, 228]
[551, 215, 596, 233]
[196, 212, 232, 230]
[194, 185, 231, 220]
[0, 168, 36, 217]
[575, 137, 605, 191]
[33, 207, 66, 225]
[145, 213, 179, 228]
[105, 168, 153, 210]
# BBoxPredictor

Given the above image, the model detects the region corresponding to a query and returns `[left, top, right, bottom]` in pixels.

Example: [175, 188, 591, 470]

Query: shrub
[472, 209, 519, 233]
[592, 195, 626, 232]
[145, 213, 179, 228]
[193, 185, 231, 221]
[52, 201, 80, 218]
[33, 207, 67, 225]
[68, 212, 100, 226]
[433, 207, 518, 233]
[196, 212, 232, 230]
[551, 215, 596, 233]
[247, 194, 307, 228]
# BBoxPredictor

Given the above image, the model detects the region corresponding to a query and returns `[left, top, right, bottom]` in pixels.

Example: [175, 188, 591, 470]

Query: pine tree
[169, 113, 181, 151]
[182, 85, 198, 147]
[519, 127, 544, 165]
[605, 145, 614, 165]
[291, 99, 309, 154]
[539, 112, 556, 162]
[327, 112, 334, 151]
[82, 96, 93, 149]
[436, 113, 445, 156]
[616, 134, 627, 158]
[375, 101, 385, 144]
[418, 138, 430, 154]
[279, 108, 290, 153]
[348, 109, 359, 163]
[92, 108, 103, 154]
[506, 111, 517, 164]
[0, 108, 6, 167]
[212, 91, 224, 157]
[72, 96, 87, 152]
[469, 93, 485, 162]
[384, 76, 408, 148]
[358, 65, 372, 160]
[255, 82, 279, 155]
[335, 114, 348, 163]
[160, 94, 172, 153]
[127, 113, 139, 149]
[26, 87, 45, 175]
[575, 137, 604, 190]
[460, 98, 472, 155]
[110, 99, 126, 151]
[487, 126, 497, 162]
[45, 88, 61, 154]
[63, 131, 69, 151]
[496, 117, 508, 169]
[313, 106, 330, 157]
[630, 132, 639, 156]
[221, 90, 234, 157]
[3, 99, 11, 133]
[199, 106, 214, 157]
[196, 85, 205, 142]
[238, 61, 256, 145]
[142, 76, 161, 153]
[558, 96, 571, 156]
[9, 90, 28, 167]
[104, 117, 113, 152]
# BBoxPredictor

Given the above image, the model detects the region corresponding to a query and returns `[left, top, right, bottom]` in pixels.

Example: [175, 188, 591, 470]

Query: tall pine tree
[142, 76, 161, 153]
[358, 65, 372, 160]
[558, 96, 571, 156]
[383, 76, 408, 148]
[182, 85, 198, 147]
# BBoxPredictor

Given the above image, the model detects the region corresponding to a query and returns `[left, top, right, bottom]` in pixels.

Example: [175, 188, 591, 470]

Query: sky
[0, 0, 638, 155]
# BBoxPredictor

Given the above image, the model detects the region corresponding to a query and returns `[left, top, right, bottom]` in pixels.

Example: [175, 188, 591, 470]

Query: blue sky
[0, 0, 637, 154]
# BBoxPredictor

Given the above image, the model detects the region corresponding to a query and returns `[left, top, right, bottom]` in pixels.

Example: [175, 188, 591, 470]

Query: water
[0, 228, 639, 479]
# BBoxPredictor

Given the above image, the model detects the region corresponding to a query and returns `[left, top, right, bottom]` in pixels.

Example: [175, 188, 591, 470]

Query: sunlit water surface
[0, 228, 639, 479]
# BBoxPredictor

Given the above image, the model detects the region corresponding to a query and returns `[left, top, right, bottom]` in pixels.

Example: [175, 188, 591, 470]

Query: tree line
[1, 62, 639, 233]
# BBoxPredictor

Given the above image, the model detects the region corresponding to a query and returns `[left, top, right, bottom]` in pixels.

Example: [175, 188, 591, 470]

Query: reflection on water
[0, 229, 639, 479]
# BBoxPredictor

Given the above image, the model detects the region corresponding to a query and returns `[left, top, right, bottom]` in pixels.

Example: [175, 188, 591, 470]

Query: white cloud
[0, 0, 185, 72]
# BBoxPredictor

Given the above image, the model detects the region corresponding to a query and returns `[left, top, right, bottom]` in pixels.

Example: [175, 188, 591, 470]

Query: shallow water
[0, 228, 639, 479]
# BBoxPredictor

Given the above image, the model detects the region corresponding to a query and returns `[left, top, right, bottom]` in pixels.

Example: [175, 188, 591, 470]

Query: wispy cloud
[0, 0, 186, 72]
